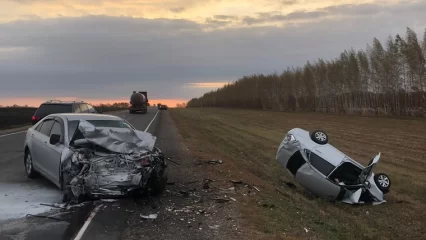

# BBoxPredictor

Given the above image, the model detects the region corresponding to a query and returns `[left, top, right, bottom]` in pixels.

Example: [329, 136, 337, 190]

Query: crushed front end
[61, 120, 167, 202]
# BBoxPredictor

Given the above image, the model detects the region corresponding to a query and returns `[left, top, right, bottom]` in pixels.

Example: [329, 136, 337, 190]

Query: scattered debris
[202, 178, 214, 189]
[207, 159, 223, 165]
[213, 198, 231, 203]
[275, 188, 287, 196]
[230, 179, 260, 192]
[230, 197, 237, 202]
[26, 214, 63, 221]
[304, 227, 309, 233]
[179, 190, 190, 197]
[166, 157, 181, 165]
[140, 213, 158, 220]
[40, 203, 67, 209]
[261, 203, 276, 208]
[209, 225, 220, 230]
[285, 182, 297, 189]
[100, 199, 117, 203]
[230, 180, 243, 184]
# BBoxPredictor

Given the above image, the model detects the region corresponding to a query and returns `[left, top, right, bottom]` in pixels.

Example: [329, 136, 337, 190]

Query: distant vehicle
[32, 100, 98, 125]
[157, 103, 161, 110]
[276, 128, 391, 204]
[23, 113, 167, 202]
[129, 91, 148, 114]
[159, 105, 168, 110]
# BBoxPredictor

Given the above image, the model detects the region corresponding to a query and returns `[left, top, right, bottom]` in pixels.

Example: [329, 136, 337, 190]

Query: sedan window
[309, 152, 335, 177]
[50, 121, 62, 137]
[39, 119, 54, 136]
[35, 122, 44, 132]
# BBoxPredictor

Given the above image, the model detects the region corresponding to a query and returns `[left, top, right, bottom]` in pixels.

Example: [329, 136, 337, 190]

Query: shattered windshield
[68, 120, 133, 141]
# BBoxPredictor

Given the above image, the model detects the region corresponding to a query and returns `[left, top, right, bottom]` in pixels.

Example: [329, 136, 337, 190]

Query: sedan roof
[49, 113, 123, 121]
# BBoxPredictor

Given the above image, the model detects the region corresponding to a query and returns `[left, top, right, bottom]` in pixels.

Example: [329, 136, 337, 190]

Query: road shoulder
[120, 111, 244, 240]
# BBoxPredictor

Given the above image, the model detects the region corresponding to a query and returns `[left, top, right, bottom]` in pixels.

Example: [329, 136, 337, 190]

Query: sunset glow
[0, 98, 188, 108]
[0, 0, 399, 25]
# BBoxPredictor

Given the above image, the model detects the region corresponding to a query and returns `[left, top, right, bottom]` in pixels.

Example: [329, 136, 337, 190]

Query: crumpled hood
[76, 119, 156, 154]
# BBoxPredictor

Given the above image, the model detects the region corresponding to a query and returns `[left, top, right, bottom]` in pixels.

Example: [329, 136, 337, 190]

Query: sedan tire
[374, 173, 391, 194]
[148, 167, 168, 196]
[24, 150, 38, 178]
[310, 130, 329, 145]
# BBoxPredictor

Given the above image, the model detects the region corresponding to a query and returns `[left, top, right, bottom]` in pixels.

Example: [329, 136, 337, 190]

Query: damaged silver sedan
[276, 128, 391, 204]
[23, 113, 167, 202]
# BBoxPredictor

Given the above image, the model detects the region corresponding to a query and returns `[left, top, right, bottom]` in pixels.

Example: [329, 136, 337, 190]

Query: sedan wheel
[374, 173, 391, 194]
[25, 151, 38, 178]
[310, 130, 329, 144]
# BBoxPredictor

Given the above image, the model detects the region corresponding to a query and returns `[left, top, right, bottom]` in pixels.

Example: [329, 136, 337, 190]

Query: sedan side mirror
[50, 134, 61, 145]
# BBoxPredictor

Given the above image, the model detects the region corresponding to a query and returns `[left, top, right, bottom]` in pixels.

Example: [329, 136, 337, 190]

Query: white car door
[32, 118, 55, 178]
[44, 119, 65, 188]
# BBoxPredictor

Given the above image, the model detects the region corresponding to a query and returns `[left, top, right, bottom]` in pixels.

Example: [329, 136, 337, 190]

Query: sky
[0, 0, 425, 107]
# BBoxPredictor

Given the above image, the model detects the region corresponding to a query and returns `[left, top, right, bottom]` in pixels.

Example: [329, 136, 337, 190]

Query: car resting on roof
[276, 128, 391, 205]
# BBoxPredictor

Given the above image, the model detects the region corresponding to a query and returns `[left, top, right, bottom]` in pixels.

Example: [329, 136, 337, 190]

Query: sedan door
[31, 118, 55, 178]
[44, 119, 66, 188]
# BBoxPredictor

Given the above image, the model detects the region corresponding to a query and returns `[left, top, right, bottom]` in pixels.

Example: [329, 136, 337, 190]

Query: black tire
[374, 173, 391, 194]
[24, 150, 38, 178]
[148, 168, 168, 196]
[310, 130, 329, 145]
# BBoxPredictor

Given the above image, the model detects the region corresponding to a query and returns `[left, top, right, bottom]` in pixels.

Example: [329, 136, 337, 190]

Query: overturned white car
[276, 128, 391, 204]
[23, 113, 168, 203]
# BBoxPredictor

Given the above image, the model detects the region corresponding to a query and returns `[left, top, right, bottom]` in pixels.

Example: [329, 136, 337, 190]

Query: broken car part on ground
[276, 128, 391, 205]
[61, 119, 168, 202]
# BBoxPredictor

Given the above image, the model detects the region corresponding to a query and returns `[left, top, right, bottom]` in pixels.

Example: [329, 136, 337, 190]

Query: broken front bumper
[62, 148, 166, 201]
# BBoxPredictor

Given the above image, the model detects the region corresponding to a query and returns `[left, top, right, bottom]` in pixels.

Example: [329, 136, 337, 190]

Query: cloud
[241, 1, 426, 25]
[281, 0, 298, 6]
[214, 15, 238, 20]
[0, 1, 425, 104]
[169, 7, 185, 13]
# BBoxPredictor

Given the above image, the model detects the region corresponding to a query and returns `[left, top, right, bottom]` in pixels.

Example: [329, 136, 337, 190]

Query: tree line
[187, 27, 426, 117]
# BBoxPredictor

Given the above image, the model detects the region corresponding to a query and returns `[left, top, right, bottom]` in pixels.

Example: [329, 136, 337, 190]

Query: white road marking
[0, 130, 27, 138]
[72, 110, 159, 240]
[144, 110, 160, 132]
[72, 204, 104, 240]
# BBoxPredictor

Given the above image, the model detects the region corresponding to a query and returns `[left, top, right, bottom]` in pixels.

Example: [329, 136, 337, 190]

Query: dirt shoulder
[168, 108, 426, 240]
[120, 111, 247, 240]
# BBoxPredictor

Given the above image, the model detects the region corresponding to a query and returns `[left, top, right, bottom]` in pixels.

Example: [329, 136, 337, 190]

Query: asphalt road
[0, 107, 161, 240]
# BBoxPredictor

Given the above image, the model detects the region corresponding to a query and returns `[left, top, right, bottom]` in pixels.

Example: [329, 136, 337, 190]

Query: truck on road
[129, 91, 148, 114]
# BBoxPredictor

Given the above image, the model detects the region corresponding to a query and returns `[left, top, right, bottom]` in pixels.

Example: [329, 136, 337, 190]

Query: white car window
[50, 121, 62, 137]
[309, 153, 335, 176]
[39, 119, 54, 136]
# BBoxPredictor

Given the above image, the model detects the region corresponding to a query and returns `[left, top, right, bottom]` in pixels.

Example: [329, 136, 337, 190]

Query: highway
[0, 107, 162, 240]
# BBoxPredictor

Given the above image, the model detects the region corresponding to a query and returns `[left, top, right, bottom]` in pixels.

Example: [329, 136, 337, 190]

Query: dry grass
[170, 108, 426, 240]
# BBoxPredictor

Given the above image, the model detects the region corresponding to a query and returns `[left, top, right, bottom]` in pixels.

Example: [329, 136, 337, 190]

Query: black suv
[32, 100, 99, 125]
